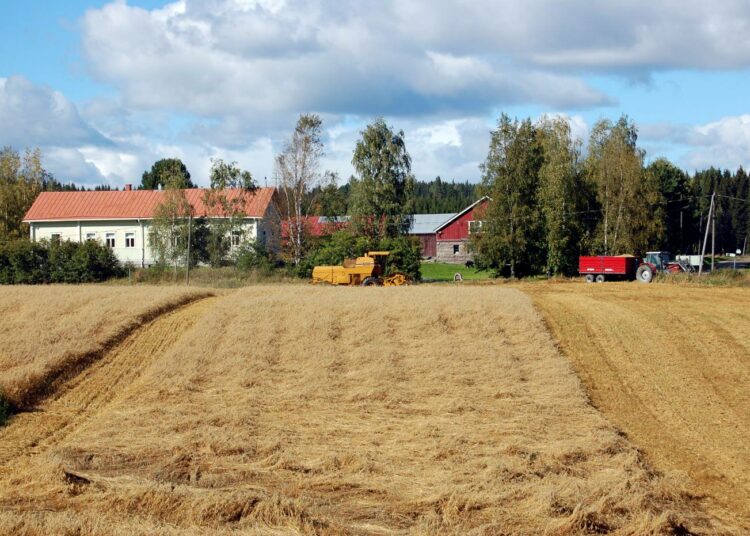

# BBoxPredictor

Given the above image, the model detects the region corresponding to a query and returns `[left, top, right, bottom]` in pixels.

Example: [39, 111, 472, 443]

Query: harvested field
[528, 282, 750, 532]
[0, 286, 731, 534]
[0, 286, 211, 410]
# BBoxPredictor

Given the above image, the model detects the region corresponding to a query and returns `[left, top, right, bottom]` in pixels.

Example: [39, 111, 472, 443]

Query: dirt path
[527, 283, 750, 531]
[0, 297, 216, 471]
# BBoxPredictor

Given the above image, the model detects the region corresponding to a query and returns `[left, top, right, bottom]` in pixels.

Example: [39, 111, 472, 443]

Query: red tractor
[579, 251, 691, 283]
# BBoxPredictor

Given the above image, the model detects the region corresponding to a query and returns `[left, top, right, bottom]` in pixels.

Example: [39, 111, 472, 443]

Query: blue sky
[2, 0, 750, 186]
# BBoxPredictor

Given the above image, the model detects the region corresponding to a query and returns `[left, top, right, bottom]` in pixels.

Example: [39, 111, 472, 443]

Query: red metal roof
[23, 188, 276, 222]
[280, 216, 349, 238]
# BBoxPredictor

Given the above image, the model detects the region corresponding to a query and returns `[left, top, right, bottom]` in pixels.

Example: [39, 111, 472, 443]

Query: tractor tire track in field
[527, 284, 750, 532]
[0, 297, 216, 470]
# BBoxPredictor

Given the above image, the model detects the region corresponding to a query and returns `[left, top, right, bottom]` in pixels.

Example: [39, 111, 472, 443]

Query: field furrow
[0, 297, 215, 469]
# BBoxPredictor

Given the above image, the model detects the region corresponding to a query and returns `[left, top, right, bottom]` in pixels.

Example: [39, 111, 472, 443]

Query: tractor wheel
[636, 264, 654, 283]
[361, 276, 379, 286]
[584, 274, 595, 283]
[454, 272, 464, 282]
[595, 274, 605, 283]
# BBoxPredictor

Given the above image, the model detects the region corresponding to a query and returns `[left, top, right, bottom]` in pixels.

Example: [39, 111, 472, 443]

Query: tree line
[471, 114, 749, 277]
[2, 111, 749, 281]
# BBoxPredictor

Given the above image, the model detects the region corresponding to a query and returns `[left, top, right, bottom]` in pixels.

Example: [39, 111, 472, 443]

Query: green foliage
[141, 158, 194, 189]
[413, 178, 478, 214]
[473, 115, 544, 277]
[0, 239, 122, 284]
[350, 118, 415, 240]
[537, 116, 593, 275]
[148, 187, 194, 269]
[586, 116, 664, 256]
[0, 239, 49, 283]
[0, 146, 49, 240]
[299, 230, 421, 281]
[377, 235, 422, 281]
[200, 159, 256, 267]
[235, 240, 274, 274]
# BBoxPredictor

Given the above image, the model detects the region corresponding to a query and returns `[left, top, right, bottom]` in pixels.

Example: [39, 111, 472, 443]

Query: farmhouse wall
[31, 218, 260, 267]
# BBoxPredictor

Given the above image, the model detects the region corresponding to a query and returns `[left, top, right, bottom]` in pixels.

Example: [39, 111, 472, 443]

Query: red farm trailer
[579, 255, 645, 283]
[578, 251, 691, 283]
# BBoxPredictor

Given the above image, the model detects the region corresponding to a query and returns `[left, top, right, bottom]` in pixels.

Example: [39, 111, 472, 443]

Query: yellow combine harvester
[312, 251, 408, 286]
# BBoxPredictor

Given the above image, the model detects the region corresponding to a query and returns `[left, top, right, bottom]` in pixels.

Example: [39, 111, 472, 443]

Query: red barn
[433, 197, 490, 263]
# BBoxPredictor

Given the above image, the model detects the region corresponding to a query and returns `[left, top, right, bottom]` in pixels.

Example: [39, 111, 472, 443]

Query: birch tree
[537, 116, 588, 275]
[202, 158, 255, 267]
[586, 116, 661, 255]
[0, 147, 47, 240]
[349, 118, 415, 240]
[275, 114, 325, 265]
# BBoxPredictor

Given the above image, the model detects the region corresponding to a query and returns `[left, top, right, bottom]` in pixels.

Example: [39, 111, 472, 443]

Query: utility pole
[711, 202, 716, 273]
[699, 192, 715, 276]
[185, 214, 192, 286]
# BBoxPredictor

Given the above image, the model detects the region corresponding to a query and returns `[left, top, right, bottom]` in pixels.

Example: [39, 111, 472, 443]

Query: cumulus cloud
[80, 0, 615, 123]
[638, 115, 750, 171]
[0, 76, 109, 148]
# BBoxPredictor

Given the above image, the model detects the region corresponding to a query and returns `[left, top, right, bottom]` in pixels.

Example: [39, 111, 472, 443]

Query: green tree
[349, 118, 415, 240]
[148, 186, 194, 276]
[0, 147, 48, 241]
[646, 158, 694, 253]
[140, 158, 194, 190]
[201, 158, 255, 267]
[586, 116, 662, 255]
[537, 116, 589, 275]
[472, 115, 543, 277]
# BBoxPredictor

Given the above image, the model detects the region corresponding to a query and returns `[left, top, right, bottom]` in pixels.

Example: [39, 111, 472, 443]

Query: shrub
[0, 239, 122, 284]
[235, 240, 274, 274]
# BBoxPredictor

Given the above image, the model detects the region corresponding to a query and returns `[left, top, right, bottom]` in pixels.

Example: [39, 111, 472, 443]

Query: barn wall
[435, 201, 486, 241]
[435, 240, 473, 264]
[417, 234, 437, 258]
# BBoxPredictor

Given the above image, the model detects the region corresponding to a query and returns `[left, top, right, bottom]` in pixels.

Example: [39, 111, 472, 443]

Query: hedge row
[0, 239, 123, 284]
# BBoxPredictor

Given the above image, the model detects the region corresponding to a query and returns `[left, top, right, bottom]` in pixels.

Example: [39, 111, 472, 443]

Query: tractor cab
[355, 251, 390, 276]
[644, 251, 671, 271]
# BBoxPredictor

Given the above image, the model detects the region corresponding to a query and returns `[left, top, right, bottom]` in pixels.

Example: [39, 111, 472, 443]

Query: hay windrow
[0, 285, 738, 534]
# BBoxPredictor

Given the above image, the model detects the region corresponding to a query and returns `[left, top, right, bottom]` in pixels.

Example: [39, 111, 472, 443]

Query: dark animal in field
[465, 260, 475, 269]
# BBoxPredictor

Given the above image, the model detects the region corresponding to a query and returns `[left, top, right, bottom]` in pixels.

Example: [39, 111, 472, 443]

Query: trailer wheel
[584, 274, 595, 283]
[595, 274, 605, 283]
[636, 264, 654, 283]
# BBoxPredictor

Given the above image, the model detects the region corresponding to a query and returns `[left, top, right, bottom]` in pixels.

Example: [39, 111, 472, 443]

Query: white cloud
[80, 0, 613, 122]
[0, 76, 109, 148]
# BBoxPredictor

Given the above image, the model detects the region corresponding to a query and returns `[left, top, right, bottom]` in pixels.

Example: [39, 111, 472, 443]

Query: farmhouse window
[453, 244, 460, 255]
[231, 230, 243, 246]
[125, 233, 135, 248]
[85, 232, 96, 241]
[50, 233, 61, 243]
[106, 233, 116, 248]
[468, 220, 483, 233]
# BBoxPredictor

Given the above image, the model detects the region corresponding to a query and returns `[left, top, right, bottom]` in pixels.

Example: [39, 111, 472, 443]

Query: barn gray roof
[408, 213, 457, 234]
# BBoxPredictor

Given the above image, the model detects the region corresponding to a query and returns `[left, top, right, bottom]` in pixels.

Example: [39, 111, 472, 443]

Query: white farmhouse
[23, 186, 278, 266]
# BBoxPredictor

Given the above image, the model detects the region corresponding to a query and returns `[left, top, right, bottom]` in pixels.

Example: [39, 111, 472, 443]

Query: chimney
[124, 184, 132, 191]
